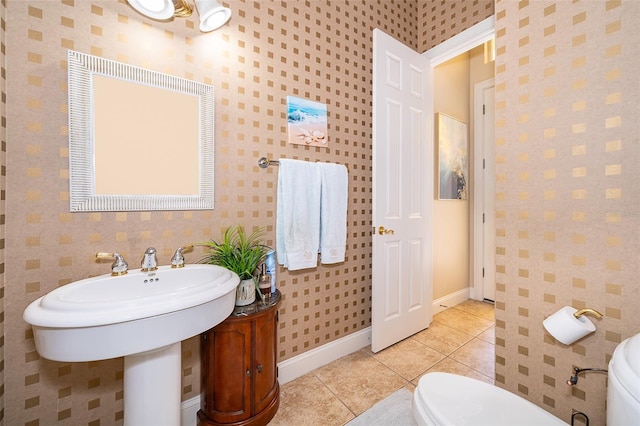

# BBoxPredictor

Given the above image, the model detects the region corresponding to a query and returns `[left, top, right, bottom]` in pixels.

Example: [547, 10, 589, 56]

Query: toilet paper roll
[543, 306, 596, 345]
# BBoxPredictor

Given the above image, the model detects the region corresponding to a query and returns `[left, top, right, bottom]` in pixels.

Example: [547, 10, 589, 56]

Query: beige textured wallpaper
[418, 0, 494, 51]
[493, 0, 640, 424]
[5, 0, 639, 425]
[0, 0, 6, 424]
[1, 0, 451, 424]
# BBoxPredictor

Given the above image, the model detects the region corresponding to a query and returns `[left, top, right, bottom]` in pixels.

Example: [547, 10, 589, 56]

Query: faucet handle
[96, 252, 128, 276]
[171, 244, 194, 268]
[141, 247, 158, 272]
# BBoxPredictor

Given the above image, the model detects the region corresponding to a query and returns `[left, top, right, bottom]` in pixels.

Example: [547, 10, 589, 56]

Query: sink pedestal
[124, 342, 182, 426]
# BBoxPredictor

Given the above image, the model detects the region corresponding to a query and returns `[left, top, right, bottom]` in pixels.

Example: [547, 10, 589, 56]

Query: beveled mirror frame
[68, 50, 215, 211]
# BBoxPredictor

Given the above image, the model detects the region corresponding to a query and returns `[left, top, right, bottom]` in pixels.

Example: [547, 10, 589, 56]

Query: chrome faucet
[96, 252, 129, 276]
[170, 244, 194, 268]
[141, 247, 158, 272]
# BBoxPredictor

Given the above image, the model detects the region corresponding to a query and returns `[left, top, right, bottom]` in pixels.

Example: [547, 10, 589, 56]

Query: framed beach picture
[436, 113, 468, 200]
[286, 96, 328, 147]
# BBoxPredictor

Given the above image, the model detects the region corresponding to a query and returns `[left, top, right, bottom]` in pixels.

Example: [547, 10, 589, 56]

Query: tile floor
[270, 299, 495, 425]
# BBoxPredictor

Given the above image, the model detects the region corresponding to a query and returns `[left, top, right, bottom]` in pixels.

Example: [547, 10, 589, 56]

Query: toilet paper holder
[543, 306, 604, 345]
[573, 308, 603, 319]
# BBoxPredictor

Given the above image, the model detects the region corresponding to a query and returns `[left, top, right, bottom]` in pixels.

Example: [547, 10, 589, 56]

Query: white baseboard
[180, 326, 372, 426]
[181, 395, 200, 426]
[432, 287, 470, 315]
[277, 326, 372, 385]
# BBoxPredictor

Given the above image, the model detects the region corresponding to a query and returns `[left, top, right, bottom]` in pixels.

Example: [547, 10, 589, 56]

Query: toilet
[413, 332, 640, 425]
[412, 372, 567, 425]
[607, 331, 640, 425]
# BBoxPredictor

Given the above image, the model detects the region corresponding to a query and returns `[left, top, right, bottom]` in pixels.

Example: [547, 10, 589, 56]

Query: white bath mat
[345, 388, 417, 426]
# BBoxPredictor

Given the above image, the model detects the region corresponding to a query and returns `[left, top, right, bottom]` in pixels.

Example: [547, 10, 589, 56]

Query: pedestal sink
[23, 264, 239, 426]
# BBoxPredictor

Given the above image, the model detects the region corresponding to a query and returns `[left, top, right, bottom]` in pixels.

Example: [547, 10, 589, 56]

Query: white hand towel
[276, 159, 322, 270]
[318, 162, 348, 264]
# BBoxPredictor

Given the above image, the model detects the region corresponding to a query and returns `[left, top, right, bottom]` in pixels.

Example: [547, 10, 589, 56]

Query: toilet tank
[607, 332, 640, 425]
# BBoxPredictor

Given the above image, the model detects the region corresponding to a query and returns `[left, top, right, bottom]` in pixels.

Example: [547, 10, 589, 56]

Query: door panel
[408, 239, 424, 310]
[383, 241, 401, 319]
[372, 29, 433, 352]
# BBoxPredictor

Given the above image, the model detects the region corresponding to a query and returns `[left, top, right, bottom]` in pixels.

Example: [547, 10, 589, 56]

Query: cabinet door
[201, 320, 253, 424]
[253, 307, 279, 414]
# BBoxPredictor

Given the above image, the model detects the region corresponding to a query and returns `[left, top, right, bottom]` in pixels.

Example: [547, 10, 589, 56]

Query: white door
[482, 86, 495, 302]
[372, 29, 433, 353]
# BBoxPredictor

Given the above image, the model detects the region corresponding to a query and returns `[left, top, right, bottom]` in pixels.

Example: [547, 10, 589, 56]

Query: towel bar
[258, 157, 348, 171]
[258, 157, 279, 168]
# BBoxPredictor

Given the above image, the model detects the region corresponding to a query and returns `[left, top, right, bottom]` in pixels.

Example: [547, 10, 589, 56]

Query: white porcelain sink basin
[24, 264, 239, 362]
[23, 263, 239, 426]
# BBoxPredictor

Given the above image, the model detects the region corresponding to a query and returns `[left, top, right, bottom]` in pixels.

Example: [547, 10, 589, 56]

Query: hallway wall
[433, 54, 470, 300]
[431, 45, 495, 303]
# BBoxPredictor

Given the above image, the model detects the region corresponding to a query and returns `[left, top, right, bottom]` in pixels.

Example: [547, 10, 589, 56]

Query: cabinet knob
[257, 363, 263, 373]
[246, 369, 251, 377]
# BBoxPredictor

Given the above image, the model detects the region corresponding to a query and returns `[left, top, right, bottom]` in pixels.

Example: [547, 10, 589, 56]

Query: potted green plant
[198, 225, 269, 306]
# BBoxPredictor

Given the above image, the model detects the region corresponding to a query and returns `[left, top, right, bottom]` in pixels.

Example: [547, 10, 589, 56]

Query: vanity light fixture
[126, 0, 180, 20]
[126, 0, 231, 32]
[195, 0, 232, 32]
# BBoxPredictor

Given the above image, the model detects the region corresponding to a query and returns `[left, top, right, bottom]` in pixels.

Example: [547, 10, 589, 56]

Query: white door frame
[422, 16, 495, 66]
[423, 16, 495, 301]
[472, 79, 495, 301]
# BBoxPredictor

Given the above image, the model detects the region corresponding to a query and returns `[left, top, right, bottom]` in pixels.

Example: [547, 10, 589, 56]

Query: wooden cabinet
[198, 291, 281, 426]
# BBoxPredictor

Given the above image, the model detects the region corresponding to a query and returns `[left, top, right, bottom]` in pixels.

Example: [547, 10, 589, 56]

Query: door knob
[378, 226, 395, 235]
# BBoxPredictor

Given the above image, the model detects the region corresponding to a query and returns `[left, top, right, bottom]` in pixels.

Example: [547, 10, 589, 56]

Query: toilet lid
[417, 372, 567, 425]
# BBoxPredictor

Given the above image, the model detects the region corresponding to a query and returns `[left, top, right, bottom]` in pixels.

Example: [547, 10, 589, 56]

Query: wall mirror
[68, 50, 214, 211]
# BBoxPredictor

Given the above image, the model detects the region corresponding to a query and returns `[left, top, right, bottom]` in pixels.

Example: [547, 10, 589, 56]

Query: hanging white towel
[318, 162, 348, 264]
[276, 159, 322, 270]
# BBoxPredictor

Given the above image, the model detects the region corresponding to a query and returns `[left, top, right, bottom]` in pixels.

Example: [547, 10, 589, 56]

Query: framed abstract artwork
[436, 113, 468, 200]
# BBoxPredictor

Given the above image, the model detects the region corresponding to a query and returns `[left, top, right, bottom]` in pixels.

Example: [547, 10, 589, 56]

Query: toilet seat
[413, 372, 567, 425]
